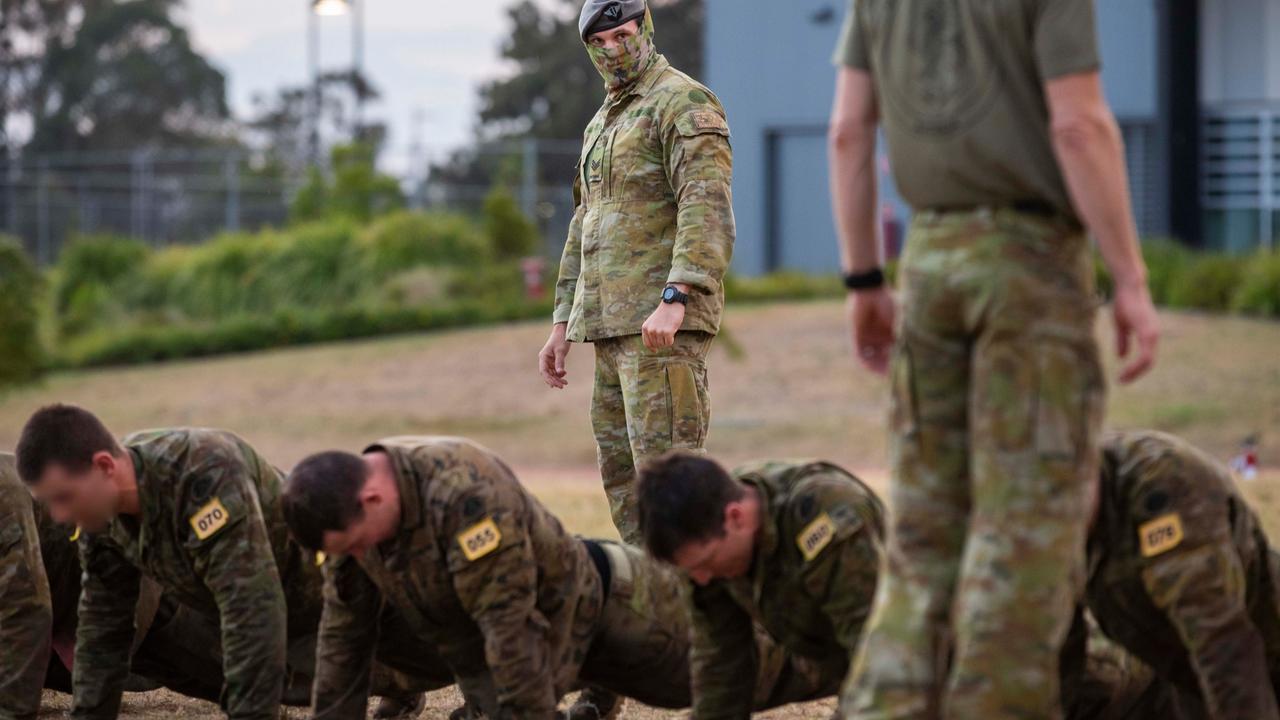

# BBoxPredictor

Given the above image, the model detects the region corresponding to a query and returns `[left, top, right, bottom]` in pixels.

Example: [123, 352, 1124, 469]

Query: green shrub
[53, 234, 149, 334]
[725, 271, 842, 303]
[483, 188, 539, 259]
[359, 211, 491, 277]
[0, 237, 44, 385]
[1166, 254, 1244, 311]
[1141, 239, 1192, 305]
[1232, 251, 1280, 317]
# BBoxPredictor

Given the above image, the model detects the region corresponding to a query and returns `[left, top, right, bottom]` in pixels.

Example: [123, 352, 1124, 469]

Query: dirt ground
[6, 300, 1279, 718]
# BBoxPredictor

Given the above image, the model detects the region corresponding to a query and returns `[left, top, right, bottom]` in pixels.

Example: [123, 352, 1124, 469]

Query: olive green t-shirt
[834, 0, 1100, 222]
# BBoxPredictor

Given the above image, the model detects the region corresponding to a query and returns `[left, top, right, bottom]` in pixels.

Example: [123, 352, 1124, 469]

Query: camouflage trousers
[458, 540, 835, 716]
[847, 209, 1106, 719]
[591, 331, 713, 544]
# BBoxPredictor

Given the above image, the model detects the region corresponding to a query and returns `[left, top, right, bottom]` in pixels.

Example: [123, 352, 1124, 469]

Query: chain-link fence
[0, 139, 586, 265]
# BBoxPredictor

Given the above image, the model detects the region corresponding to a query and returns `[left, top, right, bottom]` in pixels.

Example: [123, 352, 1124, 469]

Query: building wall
[708, 0, 1163, 275]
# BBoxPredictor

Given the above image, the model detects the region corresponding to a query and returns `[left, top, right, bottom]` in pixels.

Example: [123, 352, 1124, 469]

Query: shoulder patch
[692, 110, 727, 133]
[1138, 513, 1184, 557]
[456, 517, 502, 562]
[189, 498, 231, 541]
[796, 512, 837, 562]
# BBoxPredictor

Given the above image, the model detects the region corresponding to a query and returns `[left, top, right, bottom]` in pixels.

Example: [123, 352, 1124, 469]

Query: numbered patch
[314, 551, 327, 567]
[189, 498, 231, 541]
[457, 517, 503, 562]
[796, 512, 836, 562]
[1138, 513, 1184, 557]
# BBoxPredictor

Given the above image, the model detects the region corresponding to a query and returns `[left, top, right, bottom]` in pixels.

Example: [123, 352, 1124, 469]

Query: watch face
[663, 287, 676, 301]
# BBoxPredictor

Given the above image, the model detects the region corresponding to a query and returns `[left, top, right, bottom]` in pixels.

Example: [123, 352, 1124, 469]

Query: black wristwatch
[843, 267, 886, 292]
[662, 285, 689, 305]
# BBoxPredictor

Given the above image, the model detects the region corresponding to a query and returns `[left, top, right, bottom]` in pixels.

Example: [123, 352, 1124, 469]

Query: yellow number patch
[189, 498, 231, 541]
[796, 513, 836, 562]
[314, 551, 327, 567]
[457, 518, 502, 562]
[69, 526, 81, 542]
[1138, 513, 1184, 557]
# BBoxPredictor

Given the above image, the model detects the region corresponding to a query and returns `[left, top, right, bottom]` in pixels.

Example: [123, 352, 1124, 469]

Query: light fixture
[312, 0, 351, 17]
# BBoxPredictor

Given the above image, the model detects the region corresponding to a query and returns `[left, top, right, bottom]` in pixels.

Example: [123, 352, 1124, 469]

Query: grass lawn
[13, 300, 1279, 718]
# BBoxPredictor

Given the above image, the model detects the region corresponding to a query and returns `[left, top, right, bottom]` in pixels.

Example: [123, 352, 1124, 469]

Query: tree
[25, 0, 229, 152]
[25, 0, 232, 154]
[478, 0, 704, 140]
[290, 141, 405, 224]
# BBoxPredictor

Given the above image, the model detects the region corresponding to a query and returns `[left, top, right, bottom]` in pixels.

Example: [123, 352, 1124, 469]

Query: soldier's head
[580, 0, 654, 91]
[16, 403, 128, 530]
[282, 449, 401, 558]
[637, 451, 760, 585]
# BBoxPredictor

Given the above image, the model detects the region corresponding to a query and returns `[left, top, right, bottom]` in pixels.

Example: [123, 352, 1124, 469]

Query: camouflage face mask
[585, 9, 656, 93]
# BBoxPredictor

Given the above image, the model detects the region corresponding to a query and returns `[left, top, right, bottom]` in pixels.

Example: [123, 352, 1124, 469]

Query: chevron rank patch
[796, 512, 837, 562]
[1139, 513, 1184, 558]
[457, 517, 503, 562]
[190, 498, 231, 541]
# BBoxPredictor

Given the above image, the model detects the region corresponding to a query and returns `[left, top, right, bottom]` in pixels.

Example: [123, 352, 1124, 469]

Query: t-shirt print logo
[878, 2, 995, 136]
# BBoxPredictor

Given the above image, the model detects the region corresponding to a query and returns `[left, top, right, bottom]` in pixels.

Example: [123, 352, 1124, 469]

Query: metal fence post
[225, 152, 241, 233]
[36, 158, 50, 264]
[1261, 110, 1274, 251]
[5, 150, 17, 236]
[522, 137, 538, 219]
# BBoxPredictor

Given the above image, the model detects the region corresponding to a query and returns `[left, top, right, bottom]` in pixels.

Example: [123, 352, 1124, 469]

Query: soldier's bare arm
[186, 469, 289, 720]
[312, 555, 382, 720]
[689, 582, 757, 720]
[0, 492, 53, 720]
[446, 482, 558, 719]
[1045, 71, 1158, 383]
[72, 538, 141, 720]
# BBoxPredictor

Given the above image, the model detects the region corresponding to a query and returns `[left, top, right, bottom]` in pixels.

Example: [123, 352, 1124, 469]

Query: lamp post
[307, 0, 365, 165]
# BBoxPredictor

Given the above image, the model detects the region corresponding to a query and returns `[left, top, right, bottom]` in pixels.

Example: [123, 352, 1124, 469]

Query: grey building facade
[707, 0, 1280, 275]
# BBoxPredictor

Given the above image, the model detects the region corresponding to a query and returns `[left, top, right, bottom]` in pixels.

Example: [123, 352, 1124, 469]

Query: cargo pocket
[665, 361, 705, 449]
[1034, 338, 1104, 463]
[889, 344, 920, 440]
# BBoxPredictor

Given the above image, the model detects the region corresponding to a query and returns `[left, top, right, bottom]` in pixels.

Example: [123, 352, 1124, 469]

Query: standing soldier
[1061, 430, 1280, 719]
[537, 0, 735, 544]
[14, 405, 437, 720]
[636, 452, 885, 718]
[281, 436, 832, 720]
[827, 0, 1161, 716]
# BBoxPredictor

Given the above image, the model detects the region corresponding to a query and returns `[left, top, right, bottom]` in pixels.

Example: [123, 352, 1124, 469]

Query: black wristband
[843, 268, 885, 291]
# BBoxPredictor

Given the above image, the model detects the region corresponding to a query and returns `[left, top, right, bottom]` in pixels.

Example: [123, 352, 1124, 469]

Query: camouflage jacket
[0, 453, 52, 720]
[1086, 430, 1280, 720]
[553, 54, 735, 342]
[75, 429, 320, 720]
[312, 436, 602, 720]
[690, 460, 885, 720]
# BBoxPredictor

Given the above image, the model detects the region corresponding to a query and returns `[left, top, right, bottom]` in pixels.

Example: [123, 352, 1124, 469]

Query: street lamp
[312, 0, 350, 16]
[307, 0, 365, 165]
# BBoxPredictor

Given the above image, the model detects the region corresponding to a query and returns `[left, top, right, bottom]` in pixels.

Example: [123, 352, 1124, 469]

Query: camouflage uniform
[311, 437, 825, 719]
[73, 429, 447, 720]
[1063, 430, 1280, 719]
[837, 1, 1110, 716]
[554, 9, 734, 543]
[690, 461, 885, 719]
[1, 452, 51, 720]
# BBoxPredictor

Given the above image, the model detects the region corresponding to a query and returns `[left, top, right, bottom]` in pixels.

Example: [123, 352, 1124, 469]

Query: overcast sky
[179, 0, 557, 173]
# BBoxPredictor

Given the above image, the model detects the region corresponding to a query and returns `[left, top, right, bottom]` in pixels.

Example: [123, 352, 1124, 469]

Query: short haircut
[16, 404, 121, 485]
[637, 451, 746, 563]
[282, 451, 369, 553]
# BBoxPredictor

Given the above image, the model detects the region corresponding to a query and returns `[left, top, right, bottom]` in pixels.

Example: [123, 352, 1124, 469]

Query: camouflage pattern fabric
[691, 461, 885, 719]
[0, 452, 52, 720]
[1078, 430, 1280, 720]
[592, 331, 712, 543]
[74, 429, 323, 720]
[579, 539, 835, 713]
[584, 6, 656, 91]
[553, 12, 734, 342]
[1060, 609, 1195, 720]
[847, 208, 1106, 719]
[312, 436, 603, 720]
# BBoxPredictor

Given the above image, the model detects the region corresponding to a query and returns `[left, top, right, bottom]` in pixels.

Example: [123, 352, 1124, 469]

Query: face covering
[585, 9, 657, 93]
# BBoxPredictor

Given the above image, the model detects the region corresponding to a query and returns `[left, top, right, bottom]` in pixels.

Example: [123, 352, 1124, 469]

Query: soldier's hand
[642, 302, 685, 350]
[1112, 280, 1159, 384]
[539, 323, 571, 389]
[848, 287, 896, 375]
